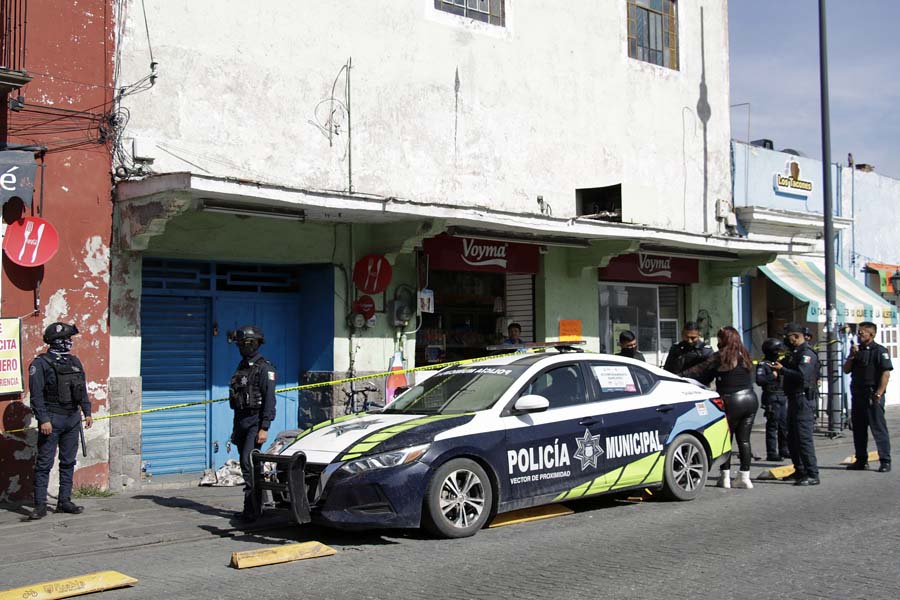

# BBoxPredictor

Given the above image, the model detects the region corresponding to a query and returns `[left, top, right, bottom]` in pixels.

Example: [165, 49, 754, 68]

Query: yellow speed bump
[839, 451, 880, 465]
[488, 503, 574, 528]
[0, 570, 137, 600]
[230, 541, 336, 569]
[756, 465, 796, 481]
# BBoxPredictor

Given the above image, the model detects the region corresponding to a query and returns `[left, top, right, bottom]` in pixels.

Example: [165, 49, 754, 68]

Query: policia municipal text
[28, 323, 92, 520]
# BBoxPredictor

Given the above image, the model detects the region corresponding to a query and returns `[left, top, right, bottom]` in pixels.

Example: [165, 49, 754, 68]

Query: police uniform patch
[29, 365, 36, 375]
[803, 355, 812, 364]
[883, 353, 890, 360]
[268, 371, 275, 381]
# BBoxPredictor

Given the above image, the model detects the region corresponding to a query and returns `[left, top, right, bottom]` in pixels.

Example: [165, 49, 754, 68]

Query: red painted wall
[0, 0, 114, 501]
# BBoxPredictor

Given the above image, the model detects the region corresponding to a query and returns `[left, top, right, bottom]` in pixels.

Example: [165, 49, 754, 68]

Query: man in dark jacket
[616, 330, 645, 362]
[664, 321, 713, 374]
[228, 325, 277, 522]
[756, 337, 791, 462]
[29, 322, 92, 520]
[773, 322, 820, 486]
[843, 321, 893, 472]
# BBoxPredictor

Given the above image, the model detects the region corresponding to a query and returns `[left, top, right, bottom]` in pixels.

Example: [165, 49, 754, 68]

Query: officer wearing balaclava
[228, 325, 276, 522]
[28, 322, 92, 520]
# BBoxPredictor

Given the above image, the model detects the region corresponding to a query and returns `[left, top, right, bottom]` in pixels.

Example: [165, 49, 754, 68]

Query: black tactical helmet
[761, 337, 786, 360]
[232, 325, 265, 345]
[43, 322, 79, 343]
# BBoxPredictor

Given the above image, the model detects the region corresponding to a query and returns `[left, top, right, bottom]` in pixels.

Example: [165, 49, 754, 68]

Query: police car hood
[279, 412, 473, 465]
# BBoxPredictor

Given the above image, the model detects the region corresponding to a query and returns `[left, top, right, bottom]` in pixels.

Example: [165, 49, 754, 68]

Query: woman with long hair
[683, 326, 759, 489]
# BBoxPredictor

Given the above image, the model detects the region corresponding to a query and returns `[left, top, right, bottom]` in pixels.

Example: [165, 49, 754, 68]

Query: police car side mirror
[514, 395, 550, 413]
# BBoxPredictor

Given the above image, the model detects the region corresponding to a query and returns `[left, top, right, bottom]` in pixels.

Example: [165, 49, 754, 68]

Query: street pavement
[2, 409, 899, 599]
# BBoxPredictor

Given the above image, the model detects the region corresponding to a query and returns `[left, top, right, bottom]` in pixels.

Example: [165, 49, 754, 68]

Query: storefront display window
[599, 282, 682, 367]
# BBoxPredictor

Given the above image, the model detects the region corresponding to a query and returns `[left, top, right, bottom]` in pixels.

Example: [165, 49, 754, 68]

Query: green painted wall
[685, 262, 734, 347]
[535, 247, 602, 352]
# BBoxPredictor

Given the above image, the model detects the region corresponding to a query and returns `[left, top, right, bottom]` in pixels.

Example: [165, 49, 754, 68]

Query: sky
[729, 1, 900, 179]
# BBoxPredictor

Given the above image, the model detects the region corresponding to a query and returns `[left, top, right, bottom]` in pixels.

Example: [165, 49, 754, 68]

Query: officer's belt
[47, 404, 79, 415]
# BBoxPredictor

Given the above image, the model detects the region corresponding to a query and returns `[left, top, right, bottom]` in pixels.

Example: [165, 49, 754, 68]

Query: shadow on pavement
[131, 494, 236, 519]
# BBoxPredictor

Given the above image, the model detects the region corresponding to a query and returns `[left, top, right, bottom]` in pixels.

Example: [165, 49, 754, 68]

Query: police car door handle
[656, 404, 674, 413]
[578, 417, 599, 426]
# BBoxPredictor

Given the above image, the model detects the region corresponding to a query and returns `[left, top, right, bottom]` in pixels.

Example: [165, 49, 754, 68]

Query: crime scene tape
[0, 349, 532, 435]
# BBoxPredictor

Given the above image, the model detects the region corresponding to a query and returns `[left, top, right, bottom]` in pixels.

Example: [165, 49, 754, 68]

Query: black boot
[846, 460, 868, 471]
[29, 505, 48, 520]
[57, 499, 84, 514]
[878, 461, 891, 473]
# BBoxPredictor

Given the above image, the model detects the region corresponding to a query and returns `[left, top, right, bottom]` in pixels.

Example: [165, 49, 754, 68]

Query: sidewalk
[2, 407, 898, 564]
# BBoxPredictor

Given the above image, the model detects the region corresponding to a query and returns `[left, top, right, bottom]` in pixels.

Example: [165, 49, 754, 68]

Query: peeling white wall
[117, 0, 731, 234]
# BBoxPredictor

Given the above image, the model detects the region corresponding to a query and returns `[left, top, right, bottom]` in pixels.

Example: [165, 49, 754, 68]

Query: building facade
[0, 0, 115, 501]
[98, 1, 809, 486]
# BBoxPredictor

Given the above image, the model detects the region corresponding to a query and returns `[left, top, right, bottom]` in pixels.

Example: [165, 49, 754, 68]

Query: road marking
[230, 541, 336, 569]
[0, 570, 137, 599]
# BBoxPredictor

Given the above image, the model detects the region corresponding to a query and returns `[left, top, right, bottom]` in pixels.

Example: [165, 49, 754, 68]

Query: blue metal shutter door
[141, 296, 210, 474]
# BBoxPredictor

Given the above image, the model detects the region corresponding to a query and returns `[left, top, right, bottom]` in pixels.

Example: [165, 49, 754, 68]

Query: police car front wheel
[423, 458, 493, 539]
[662, 434, 708, 501]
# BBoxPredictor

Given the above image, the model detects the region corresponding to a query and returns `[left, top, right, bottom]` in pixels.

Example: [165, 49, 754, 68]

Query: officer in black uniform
[663, 321, 713, 375]
[772, 322, 820, 485]
[29, 322, 92, 520]
[843, 321, 893, 472]
[756, 337, 791, 462]
[229, 325, 276, 522]
[616, 330, 646, 362]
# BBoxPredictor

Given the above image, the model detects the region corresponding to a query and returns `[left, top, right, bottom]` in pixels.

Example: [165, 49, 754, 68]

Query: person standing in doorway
[663, 321, 713, 374]
[773, 322, 820, 486]
[229, 325, 277, 522]
[843, 321, 893, 472]
[502, 322, 524, 345]
[29, 323, 92, 520]
[616, 330, 646, 362]
[683, 326, 758, 489]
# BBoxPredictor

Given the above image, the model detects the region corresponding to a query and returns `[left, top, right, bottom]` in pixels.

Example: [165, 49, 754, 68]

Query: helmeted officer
[756, 337, 791, 462]
[772, 322, 820, 485]
[29, 322, 92, 519]
[229, 325, 276, 522]
[663, 321, 713, 375]
[843, 321, 893, 472]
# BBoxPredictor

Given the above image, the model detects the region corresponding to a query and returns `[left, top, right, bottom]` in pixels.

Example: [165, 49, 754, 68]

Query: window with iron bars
[435, 0, 505, 27]
[627, 0, 678, 70]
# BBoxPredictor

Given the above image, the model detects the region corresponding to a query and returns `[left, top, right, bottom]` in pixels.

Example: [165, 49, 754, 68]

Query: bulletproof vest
[851, 344, 879, 387]
[229, 358, 269, 411]
[784, 345, 818, 391]
[40, 354, 86, 408]
[755, 362, 783, 395]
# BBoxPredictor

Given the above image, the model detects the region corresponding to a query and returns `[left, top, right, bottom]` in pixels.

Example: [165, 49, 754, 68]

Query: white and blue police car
[254, 345, 731, 538]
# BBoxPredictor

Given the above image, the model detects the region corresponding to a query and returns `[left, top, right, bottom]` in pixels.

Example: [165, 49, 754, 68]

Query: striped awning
[759, 257, 898, 326]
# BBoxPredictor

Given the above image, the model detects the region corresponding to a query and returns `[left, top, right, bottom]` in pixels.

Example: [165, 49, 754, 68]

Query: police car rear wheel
[423, 459, 493, 539]
[662, 434, 708, 501]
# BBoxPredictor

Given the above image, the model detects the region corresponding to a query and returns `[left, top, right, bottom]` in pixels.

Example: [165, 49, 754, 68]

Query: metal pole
[818, 0, 839, 432]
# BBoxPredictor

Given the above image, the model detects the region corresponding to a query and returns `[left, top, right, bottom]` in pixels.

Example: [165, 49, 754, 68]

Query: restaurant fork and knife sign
[2, 216, 60, 267]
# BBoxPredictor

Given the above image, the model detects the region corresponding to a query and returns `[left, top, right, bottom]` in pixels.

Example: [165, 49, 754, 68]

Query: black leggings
[721, 389, 759, 471]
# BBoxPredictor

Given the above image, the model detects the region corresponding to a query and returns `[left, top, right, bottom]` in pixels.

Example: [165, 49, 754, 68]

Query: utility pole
[818, 0, 839, 433]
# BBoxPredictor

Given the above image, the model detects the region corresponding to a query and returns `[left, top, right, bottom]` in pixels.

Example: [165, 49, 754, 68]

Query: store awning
[866, 262, 900, 294]
[759, 256, 898, 326]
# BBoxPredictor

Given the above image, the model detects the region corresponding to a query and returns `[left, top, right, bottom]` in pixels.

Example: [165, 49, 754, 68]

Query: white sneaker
[717, 470, 731, 489]
[734, 470, 754, 489]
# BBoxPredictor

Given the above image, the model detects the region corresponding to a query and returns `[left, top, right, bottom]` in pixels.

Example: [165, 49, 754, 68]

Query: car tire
[422, 458, 493, 539]
[662, 433, 708, 501]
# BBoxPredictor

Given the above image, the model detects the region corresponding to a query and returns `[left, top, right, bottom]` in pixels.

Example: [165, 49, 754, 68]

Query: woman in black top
[683, 326, 759, 489]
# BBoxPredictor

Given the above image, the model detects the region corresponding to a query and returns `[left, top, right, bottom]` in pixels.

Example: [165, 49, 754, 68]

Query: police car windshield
[383, 366, 527, 414]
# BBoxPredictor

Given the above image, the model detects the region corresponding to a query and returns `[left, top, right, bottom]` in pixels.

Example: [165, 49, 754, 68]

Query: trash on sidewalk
[199, 460, 244, 487]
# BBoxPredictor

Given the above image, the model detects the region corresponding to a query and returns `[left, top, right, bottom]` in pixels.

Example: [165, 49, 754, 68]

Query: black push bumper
[250, 450, 311, 525]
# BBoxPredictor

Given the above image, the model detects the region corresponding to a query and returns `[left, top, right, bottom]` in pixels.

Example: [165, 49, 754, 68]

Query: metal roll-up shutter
[141, 296, 210, 474]
[505, 273, 535, 342]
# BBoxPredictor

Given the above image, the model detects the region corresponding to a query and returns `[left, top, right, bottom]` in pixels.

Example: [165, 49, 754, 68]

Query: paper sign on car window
[591, 366, 636, 392]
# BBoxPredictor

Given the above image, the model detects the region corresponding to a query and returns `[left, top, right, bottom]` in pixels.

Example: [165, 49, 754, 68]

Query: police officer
[843, 321, 893, 472]
[229, 325, 276, 522]
[756, 337, 791, 462]
[616, 330, 646, 362]
[29, 322, 92, 519]
[772, 322, 820, 485]
[663, 321, 713, 374]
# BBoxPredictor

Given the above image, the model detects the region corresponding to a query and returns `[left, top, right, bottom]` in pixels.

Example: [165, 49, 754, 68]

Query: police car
[254, 346, 731, 538]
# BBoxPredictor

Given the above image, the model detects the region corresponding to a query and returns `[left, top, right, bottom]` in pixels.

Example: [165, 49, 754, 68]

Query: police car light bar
[485, 340, 586, 353]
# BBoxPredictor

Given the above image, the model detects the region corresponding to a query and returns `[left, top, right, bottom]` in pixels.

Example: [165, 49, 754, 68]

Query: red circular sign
[3, 217, 60, 267]
[352, 254, 392, 294]
[353, 295, 376, 320]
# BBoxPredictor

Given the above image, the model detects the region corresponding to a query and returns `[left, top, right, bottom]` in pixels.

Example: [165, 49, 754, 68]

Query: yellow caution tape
[0, 570, 138, 600]
[1, 350, 528, 435]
